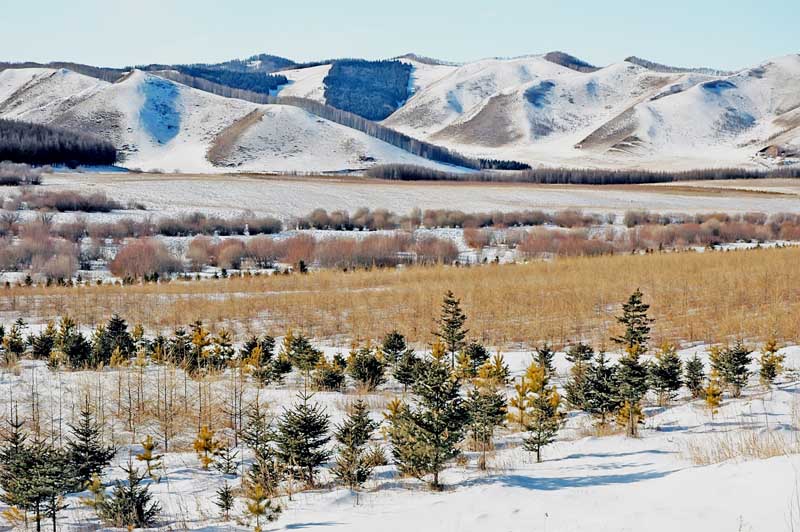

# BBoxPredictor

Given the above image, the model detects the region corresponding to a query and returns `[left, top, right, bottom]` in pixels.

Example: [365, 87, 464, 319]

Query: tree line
[0, 119, 117, 167]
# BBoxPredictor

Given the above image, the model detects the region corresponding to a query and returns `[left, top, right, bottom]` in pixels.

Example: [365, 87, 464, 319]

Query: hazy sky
[2, 0, 797, 69]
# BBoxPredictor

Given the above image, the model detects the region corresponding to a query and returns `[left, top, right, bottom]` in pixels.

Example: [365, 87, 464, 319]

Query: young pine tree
[387, 357, 468, 490]
[347, 344, 387, 391]
[465, 377, 506, 470]
[393, 349, 421, 391]
[274, 392, 331, 487]
[215, 482, 235, 520]
[564, 342, 595, 410]
[434, 290, 469, 368]
[96, 461, 161, 528]
[214, 442, 240, 476]
[135, 435, 164, 481]
[381, 330, 408, 367]
[332, 399, 378, 491]
[611, 288, 654, 349]
[710, 342, 752, 398]
[193, 425, 221, 470]
[244, 482, 281, 532]
[705, 370, 723, 418]
[649, 343, 683, 406]
[522, 361, 563, 463]
[684, 354, 706, 399]
[759, 338, 784, 388]
[584, 352, 620, 426]
[66, 398, 116, 489]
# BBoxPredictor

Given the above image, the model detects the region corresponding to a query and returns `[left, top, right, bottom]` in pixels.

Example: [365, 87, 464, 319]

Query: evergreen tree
[274, 392, 331, 487]
[215, 482, 235, 520]
[241, 401, 273, 459]
[312, 355, 346, 391]
[584, 352, 620, 425]
[28, 321, 57, 360]
[66, 398, 115, 488]
[615, 347, 649, 437]
[477, 353, 510, 387]
[522, 361, 563, 462]
[649, 343, 683, 406]
[611, 288, 654, 349]
[0, 408, 30, 514]
[710, 342, 752, 398]
[188, 321, 212, 374]
[57, 317, 91, 368]
[96, 461, 161, 528]
[684, 354, 706, 399]
[135, 435, 163, 481]
[167, 326, 191, 365]
[381, 330, 407, 367]
[347, 344, 386, 391]
[393, 349, 421, 391]
[243, 482, 281, 532]
[465, 383, 506, 470]
[193, 425, 221, 470]
[209, 328, 235, 369]
[564, 342, 594, 410]
[332, 400, 378, 490]
[462, 341, 490, 376]
[285, 333, 322, 376]
[387, 357, 468, 489]
[214, 443, 240, 476]
[705, 370, 723, 418]
[105, 314, 135, 357]
[533, 343, 556, 378]
[759, 338, 784, 388]
[434, 290, 469, 367]
[3, 318, 27, 360]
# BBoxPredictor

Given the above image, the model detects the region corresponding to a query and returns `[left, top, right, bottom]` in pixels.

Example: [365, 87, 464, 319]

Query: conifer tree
[705, 370, 723, 418]
[66, 398, 115, 488]
[381, 330, 408, 367]
[462, 341, 490, 376]
[312, 355, 346, 391]
[347, 344, 386, 391]
[649, 343, 683, 406]
[96, 461, 161, 528]
[393, 349, 421, 391]
[684, 354, 706, 399]
[3, 318, 27, 360]
[611, 288, 654, 349]
[710, 342, 752, 398]
[29, 321, 57, 360]
[0, 408, 31, 514]
[387, 357, 467, 490]
[285, 333, 322, 380]
[465, 380, 506, 470]
[193, 425, 221, 470]
[243, 482, 281, 532]
[135, 435, 164, 481]
[57, 316, 91, 368]
[241, 401, 273, 459]
[584, 352, 620, 425]
[507, 370, 534, 429]
[533, 343, 556, 379]
[434, 290, 469, 367]
[759, 338, 784, 388]
[274, 392, 331, 487]
[168, 326, 192, 365]
[478, 353, 510, 387]
[522, 361, 563, 462]
[189, 321, 212, 374]
[332, 400, 378, 490]
[210, 328, 235, 369]
[564, 342, 594, 410]
[80, 473, 105, 510]
[215, 482, 235, 520]
[214, 442, 240, 476]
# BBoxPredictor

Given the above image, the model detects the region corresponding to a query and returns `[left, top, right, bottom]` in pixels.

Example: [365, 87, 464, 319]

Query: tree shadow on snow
[459, 468, 677, 491]
[557, 449, 674, 461]
[284, 522, 341, 530]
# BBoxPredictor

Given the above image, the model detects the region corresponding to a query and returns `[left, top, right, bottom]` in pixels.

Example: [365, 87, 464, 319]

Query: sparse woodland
[0, 287, 794, 530]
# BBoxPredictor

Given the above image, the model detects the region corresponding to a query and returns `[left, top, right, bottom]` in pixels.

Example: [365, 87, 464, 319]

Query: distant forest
[365, 163, 800, 184]
[0, 119, 117, 167]
[172, 66, 288, 94]
[323, 60, 412, 121]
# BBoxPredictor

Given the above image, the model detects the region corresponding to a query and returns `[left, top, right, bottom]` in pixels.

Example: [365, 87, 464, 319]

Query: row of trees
[0, 119, 118, 167]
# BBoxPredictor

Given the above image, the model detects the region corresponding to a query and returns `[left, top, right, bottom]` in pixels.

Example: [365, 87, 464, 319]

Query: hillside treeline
[174, 66, 287, 94]
[365, 163, 800, 184]
[323, 60, 412, 121]
[0, 119, 117, 167]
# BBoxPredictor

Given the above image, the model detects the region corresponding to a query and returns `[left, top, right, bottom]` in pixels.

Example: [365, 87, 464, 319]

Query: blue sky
[2, 0, 797, 69]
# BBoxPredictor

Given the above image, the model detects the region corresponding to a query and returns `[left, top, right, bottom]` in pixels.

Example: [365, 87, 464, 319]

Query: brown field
[2, 245, 799, 349]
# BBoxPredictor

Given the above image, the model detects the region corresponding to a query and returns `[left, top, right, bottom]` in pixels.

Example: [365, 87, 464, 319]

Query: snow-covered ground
[1, 344, 799, 531]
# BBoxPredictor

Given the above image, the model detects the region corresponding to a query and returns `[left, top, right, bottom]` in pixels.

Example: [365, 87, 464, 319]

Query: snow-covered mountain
[0, 68, 446, 172]
[2, 51, 799, 172]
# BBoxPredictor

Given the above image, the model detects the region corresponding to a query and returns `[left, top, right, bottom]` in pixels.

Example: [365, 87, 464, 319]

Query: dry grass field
[2, 245, 798, 348]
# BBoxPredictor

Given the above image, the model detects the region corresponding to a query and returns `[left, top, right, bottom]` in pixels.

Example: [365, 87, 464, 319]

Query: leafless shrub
[413, 236, 459, 264]
[109, 238, 182, 279]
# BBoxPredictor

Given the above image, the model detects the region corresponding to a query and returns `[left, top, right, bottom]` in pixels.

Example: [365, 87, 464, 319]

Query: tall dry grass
[1, 246, 799, 346]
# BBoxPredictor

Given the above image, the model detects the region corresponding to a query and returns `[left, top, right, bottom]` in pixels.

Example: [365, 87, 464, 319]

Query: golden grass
[2, 246, 800, 347]
[681, 429, 799, 465]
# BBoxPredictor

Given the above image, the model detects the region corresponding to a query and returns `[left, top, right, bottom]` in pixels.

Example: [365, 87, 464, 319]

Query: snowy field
[32, 172, 800, 222]
[1, 344, 799, 531]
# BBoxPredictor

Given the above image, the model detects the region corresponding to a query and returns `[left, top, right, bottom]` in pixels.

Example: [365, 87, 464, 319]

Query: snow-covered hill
[0, 68, 449, 173]
[2, 51, 800, 171]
